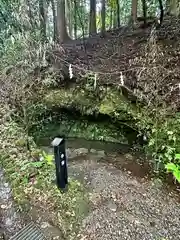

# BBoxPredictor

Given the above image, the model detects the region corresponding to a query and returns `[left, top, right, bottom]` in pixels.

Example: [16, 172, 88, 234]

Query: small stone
[65, 211, 72, 216]
[41, 222, 51, 229]
[90, 149, 97, 154]
[66, 148, 76, 159]
[107, 201, 117, 212]
[5, 218, 13, 226]
[134, 220, 141, 225]
[97, 150, 105, 158]
[74, 148, 89, 156]
[0, 204, 7, 209]
[125, 153, 133, 160]
[4, 183, 9, 188]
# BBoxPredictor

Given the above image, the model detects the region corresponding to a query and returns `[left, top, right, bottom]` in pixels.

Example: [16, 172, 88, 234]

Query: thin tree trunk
[39, 0, 46, 41]
[66, 0, 73, 38]
[89, 0, 97, 36]
[74, 0, 77, 39]
[101, 0, 106, 36]
[116, 0, 120, 27]
[113, 9, 117, 28]
[158, 0, 164, 25]
[57, 0, 70, 43]
[50, 0, 57, 41]
[110, 7, 113, 29]
[131, 0, 138, 24]
[141, 0, 147, 25]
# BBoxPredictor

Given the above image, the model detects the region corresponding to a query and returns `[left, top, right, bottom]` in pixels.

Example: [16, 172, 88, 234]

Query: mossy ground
[0, 106, 89, 239]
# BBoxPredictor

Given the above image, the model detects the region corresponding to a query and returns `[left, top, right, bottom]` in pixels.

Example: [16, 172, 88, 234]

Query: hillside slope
[46, 15, 180, 109]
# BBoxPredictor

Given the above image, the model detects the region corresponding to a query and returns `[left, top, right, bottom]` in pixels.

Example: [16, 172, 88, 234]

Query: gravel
[69, 156, 180, 240]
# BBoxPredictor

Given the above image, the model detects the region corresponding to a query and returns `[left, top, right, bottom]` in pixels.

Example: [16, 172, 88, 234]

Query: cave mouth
[30, 106, 146, 150]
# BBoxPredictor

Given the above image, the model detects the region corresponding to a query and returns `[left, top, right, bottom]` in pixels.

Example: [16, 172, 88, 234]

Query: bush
[128, 31, 180, 182]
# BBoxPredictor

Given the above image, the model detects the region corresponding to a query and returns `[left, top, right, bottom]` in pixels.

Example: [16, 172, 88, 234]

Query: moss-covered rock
[39, 86, 143, 145]
[98, 88, 137, 122]
[44, 86, 136, 121]
[44, 87, 98, 115]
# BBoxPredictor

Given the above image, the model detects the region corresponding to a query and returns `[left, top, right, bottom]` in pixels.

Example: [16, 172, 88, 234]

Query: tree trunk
[116, 0, 120, 27]
[57, 0, 70, 43]
[66, 0, 73, 38]
[113, 9, 117, 28]
[50, 0, 57, 41]
[131, 0, 138, 24]
[73, 0, 77, 39]
[101, 0, 106, 35]
[89, 0, 97, 36]
[110, 7, 113, 29]
[39, 0, 47, 41]
[141, 0, 147, 25]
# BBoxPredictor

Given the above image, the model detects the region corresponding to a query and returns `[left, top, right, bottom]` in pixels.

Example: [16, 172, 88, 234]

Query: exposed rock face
[43, 86, 136, 124]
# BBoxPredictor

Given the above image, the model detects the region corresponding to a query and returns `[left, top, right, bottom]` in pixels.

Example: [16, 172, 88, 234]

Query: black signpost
[51, 137, 68, 190]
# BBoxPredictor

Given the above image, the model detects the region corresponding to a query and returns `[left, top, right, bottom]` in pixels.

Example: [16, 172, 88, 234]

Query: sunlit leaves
[165, 162, 180, 183]
[175, 153, 180, 160]
[108, 0, 117, 9]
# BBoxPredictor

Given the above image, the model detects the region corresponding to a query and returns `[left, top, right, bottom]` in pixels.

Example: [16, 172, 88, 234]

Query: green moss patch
[44, 87, 98, 115]
[0, 106, 89, 238]
[43, 86, 136, 119]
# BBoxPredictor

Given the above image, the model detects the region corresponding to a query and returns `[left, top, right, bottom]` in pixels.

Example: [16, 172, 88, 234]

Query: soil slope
[47, 15, 180, 109]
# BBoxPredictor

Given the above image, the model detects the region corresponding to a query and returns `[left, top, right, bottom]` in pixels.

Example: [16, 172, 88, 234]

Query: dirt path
[1, 147, 180, 240]
[67, 152, 180, 240]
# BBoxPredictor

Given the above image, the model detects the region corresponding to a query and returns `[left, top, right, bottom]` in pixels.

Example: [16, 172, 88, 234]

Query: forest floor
[1, 147, 180, 240]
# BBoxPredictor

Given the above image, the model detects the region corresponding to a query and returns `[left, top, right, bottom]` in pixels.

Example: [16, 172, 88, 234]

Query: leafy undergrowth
[0, 105, 89, 239]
